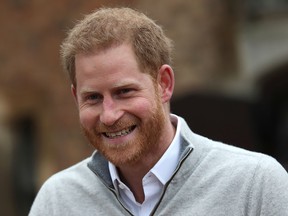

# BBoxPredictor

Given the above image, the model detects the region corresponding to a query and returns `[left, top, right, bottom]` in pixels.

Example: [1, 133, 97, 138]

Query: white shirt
[109, 114, 181, 216]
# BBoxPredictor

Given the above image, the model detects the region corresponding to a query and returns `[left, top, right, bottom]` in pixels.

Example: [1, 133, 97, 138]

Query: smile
[103, 126, 136, 139]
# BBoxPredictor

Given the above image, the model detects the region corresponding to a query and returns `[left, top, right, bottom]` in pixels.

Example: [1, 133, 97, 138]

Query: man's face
[73, 44, 167, 166]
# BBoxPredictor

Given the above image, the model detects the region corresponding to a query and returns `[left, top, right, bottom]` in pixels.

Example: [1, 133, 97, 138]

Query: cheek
[79, 108, 98, 129]
[129, 98, 158, 119]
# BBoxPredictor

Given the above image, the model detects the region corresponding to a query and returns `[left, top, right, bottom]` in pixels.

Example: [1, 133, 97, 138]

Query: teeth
[105, 127, 134, 138]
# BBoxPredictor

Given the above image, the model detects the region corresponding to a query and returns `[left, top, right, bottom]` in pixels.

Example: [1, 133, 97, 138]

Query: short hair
[60, 7, 173, 86]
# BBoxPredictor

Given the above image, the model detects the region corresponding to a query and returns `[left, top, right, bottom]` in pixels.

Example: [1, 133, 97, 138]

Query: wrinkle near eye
[87, 93, 103, 101]
[119, 89, 131, 94]
[117, 88, 134, 96]
[79, 92, 103, 106]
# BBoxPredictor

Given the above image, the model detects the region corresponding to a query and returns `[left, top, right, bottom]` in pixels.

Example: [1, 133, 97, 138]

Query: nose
[99, 96, 123, 126]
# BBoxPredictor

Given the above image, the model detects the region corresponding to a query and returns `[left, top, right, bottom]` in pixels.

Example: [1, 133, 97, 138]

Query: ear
[71, 84, 79, 107]
[157, 64, 174, 103]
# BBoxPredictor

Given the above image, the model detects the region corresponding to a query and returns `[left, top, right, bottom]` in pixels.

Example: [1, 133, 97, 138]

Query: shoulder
[35, 157, 93, 195]
[179, 116, 280, 168]
[45, 157, 92, 185]
[57, 157, 92, 177]
[178, 116, 286, 174]
[197, 133, 284, 173]
[39, 155, 105, 197]
[192, 133, 288, 193]
[29, 157, 96, 215]
[180, 120, 287, 180]
[210, 139, 283, 170]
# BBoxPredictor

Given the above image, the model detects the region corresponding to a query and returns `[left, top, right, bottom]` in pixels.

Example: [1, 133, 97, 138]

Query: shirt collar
[109, 114, 182, 187]
[150, 114, 181, 184]
[109, 161, 120, 190]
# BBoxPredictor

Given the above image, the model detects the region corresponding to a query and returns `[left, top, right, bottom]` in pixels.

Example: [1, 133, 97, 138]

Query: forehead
[75, 43, 138, 72]
[74, 43, 154, 91]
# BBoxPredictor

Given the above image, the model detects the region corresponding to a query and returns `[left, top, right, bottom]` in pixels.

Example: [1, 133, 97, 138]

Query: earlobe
[157, 64, 174, 103]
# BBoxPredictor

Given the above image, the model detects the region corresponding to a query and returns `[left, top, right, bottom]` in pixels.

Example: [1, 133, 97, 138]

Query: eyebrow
[79, 80, 140, 96]
[112, 82, 138, 90]
[111, 79, 140, 89]
[78, 87, 100, 99]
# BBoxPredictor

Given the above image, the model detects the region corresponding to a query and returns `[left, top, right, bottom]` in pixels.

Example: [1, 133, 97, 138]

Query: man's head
[61, 7, 176, 166]
[60, 7, 173, 86]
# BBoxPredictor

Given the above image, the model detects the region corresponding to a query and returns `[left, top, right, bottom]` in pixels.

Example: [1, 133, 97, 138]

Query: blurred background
[0, 0, 288, 215]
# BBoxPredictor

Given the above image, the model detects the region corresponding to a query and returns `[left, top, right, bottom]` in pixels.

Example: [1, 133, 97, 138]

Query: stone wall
[0, 1, 134, 215]
[136, 0, 240, 94]
[0, 1, 241, 215]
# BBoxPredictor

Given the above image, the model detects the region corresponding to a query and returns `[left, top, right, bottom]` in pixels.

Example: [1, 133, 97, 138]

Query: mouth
[103, 125, 136, 139]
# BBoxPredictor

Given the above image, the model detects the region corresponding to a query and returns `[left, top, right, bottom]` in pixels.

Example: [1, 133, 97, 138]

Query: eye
[118, 88, 132, 95]
[116, 88, 136, 98]
[85, 93, 102, 103]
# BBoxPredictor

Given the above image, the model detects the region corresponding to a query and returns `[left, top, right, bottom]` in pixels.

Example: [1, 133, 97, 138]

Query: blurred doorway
[11, 116, 37, 216]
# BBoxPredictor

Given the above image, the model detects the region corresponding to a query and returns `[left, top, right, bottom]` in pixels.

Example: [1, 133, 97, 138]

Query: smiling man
[74, 44, 173, 170]
[74, 43, 175, 204]
[30, 7, 288, 216]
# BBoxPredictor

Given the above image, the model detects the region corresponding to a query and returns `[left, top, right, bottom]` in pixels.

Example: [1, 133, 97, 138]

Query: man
[30, 7, 288, 216]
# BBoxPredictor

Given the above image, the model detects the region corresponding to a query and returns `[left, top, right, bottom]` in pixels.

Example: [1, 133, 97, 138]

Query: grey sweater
[29, 117, 288, 216]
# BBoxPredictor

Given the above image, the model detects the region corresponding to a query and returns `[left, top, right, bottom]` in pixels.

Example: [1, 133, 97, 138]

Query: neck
[117, 114, 176, 203]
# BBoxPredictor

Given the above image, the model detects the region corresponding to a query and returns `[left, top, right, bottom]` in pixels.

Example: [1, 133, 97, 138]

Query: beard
[81, 96, 166, 166]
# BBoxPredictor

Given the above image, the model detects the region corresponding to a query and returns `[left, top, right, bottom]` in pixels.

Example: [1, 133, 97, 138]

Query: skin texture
[72, 43, 175, 202]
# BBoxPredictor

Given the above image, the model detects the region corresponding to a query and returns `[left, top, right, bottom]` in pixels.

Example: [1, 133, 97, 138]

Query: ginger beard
[81, 92, 166, 166]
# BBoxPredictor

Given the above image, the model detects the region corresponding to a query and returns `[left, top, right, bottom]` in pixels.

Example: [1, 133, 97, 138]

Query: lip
[102, 125, 136, 139]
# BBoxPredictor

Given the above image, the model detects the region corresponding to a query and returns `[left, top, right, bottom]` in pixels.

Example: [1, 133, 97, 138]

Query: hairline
[72, 41, 158, 88]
